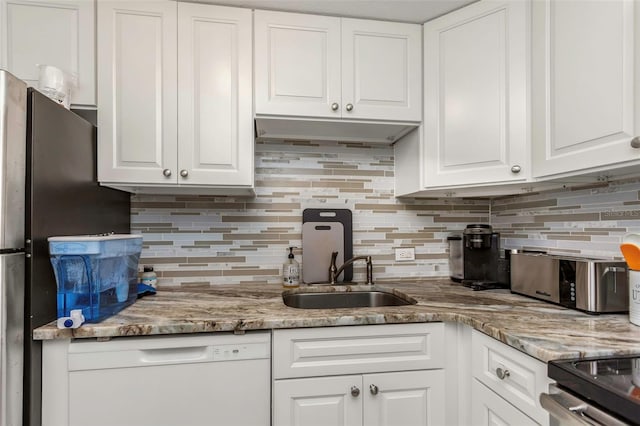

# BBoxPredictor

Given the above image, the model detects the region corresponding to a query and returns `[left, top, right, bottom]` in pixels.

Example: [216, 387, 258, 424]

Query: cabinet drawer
[471, 379, 538, 426]
[273, 323, 445, 379]
[471, 330, 552, 425]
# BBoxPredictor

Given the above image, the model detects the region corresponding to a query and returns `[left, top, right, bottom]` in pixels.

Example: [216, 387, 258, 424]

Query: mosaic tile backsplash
[132, 140, 640, 288]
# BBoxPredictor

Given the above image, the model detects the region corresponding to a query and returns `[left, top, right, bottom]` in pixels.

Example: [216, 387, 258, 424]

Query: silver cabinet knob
[369, 384, 379, 395]
[162, 169, 172, 177]
[331, 102, 339, 111]
[345, 103, 353, 112]
[350, 386, 360, 397]
[510, 165, 522, 173]
[496, 367, 510, 380]
[180, 169, 188, 178]
[631, 136, 640, 148]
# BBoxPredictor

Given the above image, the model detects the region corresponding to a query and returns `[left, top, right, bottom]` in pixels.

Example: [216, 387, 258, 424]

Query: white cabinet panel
[532, 0, 640, 178]
[471, 379, 538, 426]
[97, 0, 177, 185]
[1, 0, 95, 106]
[273, 323, 445, 379]
[423, 0, 529, 187]
[342, 18, 421, 121]
[472, 330, 552, 426]
[274, 375, 363, 426]
[98, 1, 253, 193]
[177, 2, 252, 186]
[254, 10, 341, 118]
[254, 10, 421, 123]
[363, 370, 446, 426]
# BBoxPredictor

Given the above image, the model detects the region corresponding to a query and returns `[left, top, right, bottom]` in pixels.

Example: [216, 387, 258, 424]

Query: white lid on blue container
[47, 234, 142, 242]
[48, 234, 143, 256]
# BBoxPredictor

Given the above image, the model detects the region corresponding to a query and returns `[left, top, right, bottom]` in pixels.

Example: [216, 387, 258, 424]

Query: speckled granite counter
[33, 279, 640, 362]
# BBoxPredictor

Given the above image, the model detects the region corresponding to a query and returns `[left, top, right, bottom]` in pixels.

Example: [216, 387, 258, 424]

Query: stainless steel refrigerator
[0, 70, 131, 426]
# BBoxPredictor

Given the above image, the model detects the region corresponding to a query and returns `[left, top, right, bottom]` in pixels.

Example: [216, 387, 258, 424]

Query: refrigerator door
[0, 70, 27, 250]
[24, 89, 131, 426]
[0, 252, 25, 426]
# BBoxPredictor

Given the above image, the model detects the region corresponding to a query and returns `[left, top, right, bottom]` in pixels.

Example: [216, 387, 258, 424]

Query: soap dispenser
[283, 247, 300, 288]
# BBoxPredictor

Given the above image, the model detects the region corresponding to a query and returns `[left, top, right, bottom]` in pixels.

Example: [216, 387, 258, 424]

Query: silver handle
[369, 384, 379, 395]
[331, 102, 339, 111]
[350, 386, 360, 397]
[180, 169, 188, 178]
[630, 136, 640, 148]
[345, 103, 353, 112]
[511, 165, 522, 173]
[162, 169, 172, 177]
[540, 389, 628, 426]
[495, 367, 510, 380]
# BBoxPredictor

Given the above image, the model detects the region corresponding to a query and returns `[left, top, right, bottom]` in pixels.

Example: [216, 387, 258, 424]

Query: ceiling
[194, 0, 477, 24]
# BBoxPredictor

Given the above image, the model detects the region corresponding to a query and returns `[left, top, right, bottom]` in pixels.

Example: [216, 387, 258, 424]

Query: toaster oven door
[510, 254, 559, 302]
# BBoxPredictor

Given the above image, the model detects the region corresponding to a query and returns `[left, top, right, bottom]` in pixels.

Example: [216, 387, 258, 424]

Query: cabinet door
[532, 0, 640, 178]
[1, 0, 95, 106]
[97, 0, 177, 185]
[254, 10, 341, 118]
[274, 376, 362, 426]
[471, 379, 538, 426]
[177, 3, 252, 187]
[363, 370, 446, 426]
[341, 19, 421, 122]
[423, 0, 529, 187]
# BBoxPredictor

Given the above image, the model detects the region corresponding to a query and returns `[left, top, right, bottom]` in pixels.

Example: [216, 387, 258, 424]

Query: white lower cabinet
[471, 330, 553, 426]
[471, 379, 538, 426]
[275, 370, 446, 426]
[273, 323, 447, 426]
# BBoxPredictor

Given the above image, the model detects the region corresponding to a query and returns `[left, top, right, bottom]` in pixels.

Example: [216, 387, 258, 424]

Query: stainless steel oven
[541, 356, 640, 425]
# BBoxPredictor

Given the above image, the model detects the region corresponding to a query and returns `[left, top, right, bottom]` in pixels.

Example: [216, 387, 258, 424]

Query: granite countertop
[33, 279, 640, 362]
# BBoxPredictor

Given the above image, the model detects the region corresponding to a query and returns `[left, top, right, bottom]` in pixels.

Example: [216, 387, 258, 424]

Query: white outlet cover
[395, 247, 415, 261]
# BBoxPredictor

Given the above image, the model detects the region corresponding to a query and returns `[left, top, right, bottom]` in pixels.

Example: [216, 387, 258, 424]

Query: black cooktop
[549, 356, 640, 425]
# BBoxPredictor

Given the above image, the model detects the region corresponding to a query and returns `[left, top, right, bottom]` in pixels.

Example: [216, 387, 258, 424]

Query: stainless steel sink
[282, 288, 417, 309]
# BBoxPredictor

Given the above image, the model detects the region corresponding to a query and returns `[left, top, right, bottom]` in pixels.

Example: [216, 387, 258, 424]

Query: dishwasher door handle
[140, 346, 210, 364]
[540, 390, 629, 426]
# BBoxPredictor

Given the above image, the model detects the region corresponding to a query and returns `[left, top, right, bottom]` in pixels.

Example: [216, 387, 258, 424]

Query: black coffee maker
[461, 224, 510, 290]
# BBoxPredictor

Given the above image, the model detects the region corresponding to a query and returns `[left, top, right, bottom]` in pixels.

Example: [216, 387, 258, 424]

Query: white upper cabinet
[177, 2, 253, 187]
[254, 11, 341, 118]
[531, 0, 640, 178]
[97, 0, 177, 186]
[342, 18, 422, 122]
[98, 0, 253, 194]
[254, 10, 421, 123]
[422, 0, 529, 187]
[1, 0, 95, 106]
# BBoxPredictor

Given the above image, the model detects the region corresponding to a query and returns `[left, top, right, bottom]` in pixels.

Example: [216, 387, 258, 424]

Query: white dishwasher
[47, 331, 271, 426]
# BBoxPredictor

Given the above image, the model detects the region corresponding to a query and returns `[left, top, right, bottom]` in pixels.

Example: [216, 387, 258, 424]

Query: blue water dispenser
[48, 234, 143, 324]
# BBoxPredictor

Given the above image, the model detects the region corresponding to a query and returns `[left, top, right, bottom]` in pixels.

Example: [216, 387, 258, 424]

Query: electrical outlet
[395, 247, 415, 261]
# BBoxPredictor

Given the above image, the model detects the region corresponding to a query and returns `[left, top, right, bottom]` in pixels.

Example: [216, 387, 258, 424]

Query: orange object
[620, 243, 640, 270]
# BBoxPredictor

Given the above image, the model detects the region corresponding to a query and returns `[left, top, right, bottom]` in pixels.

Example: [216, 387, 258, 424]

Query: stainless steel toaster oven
[510, 252, 628, 313]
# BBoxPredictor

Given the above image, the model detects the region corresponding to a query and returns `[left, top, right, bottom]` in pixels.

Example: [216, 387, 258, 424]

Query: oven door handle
[540, 389, 629, 426]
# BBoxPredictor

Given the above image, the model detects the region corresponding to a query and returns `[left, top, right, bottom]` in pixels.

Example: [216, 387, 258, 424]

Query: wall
[132, 140, 489, 288]
[492, 177, 640, 258]
[132, 141, 640, 288]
